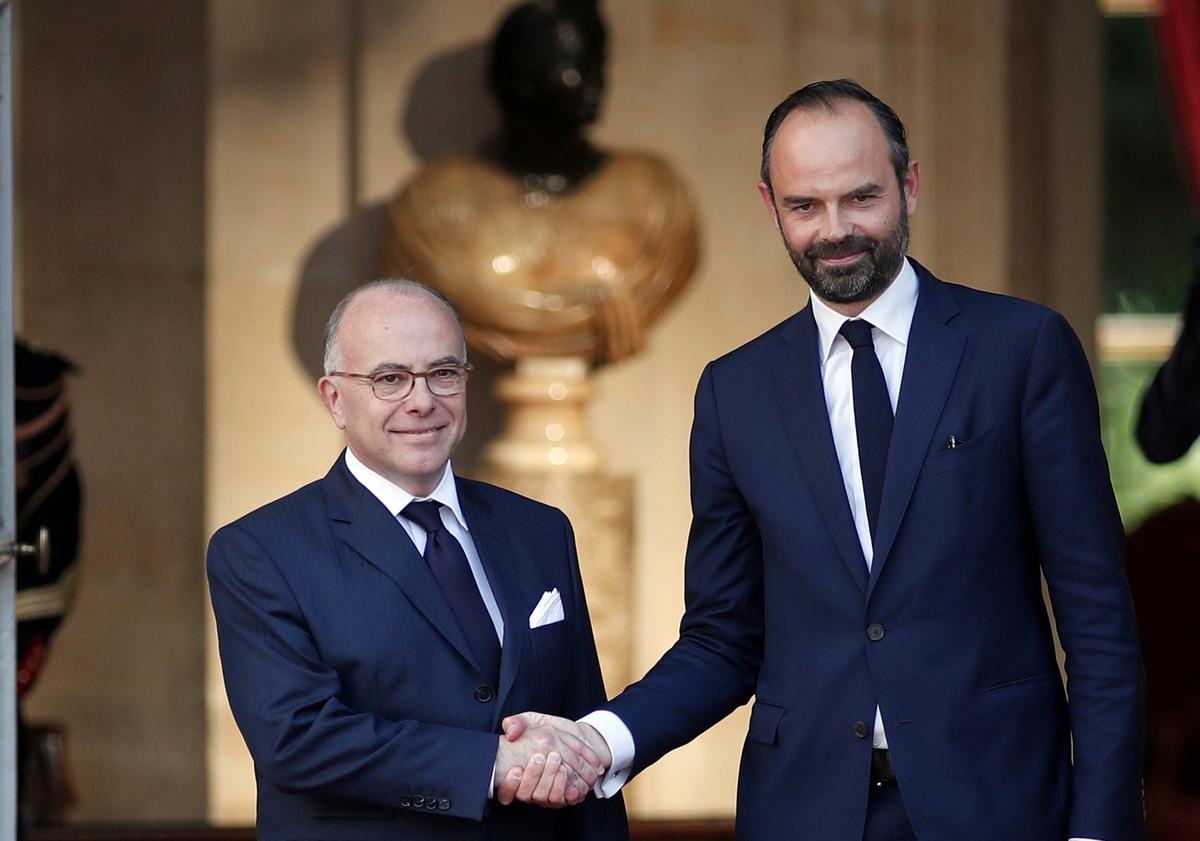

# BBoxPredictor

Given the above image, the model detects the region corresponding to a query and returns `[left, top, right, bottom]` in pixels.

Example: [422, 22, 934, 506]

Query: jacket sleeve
[1020, 311, 1146, 840]
[1135, 318, 1200, 463]
[206, 522, 499, 821]
[1136, 244, 1200, 463]
[602, 362, 764, 776]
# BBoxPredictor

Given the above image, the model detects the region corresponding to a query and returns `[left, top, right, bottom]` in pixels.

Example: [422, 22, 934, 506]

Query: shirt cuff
[579, 710, 635, 798]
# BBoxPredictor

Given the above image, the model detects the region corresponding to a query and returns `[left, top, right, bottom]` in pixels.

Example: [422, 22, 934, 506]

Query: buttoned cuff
[579, 710, 634, 798]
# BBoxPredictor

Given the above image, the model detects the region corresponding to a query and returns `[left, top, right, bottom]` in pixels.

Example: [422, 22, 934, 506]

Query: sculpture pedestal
[473, 357, 633, 693]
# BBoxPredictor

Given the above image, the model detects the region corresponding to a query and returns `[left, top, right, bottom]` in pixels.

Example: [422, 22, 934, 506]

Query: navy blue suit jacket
[207, 456, 627, 841]
[605, 264, 1145, 841]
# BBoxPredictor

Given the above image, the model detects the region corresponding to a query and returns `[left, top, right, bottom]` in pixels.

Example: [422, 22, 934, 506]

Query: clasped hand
[494, 712, 613, 807]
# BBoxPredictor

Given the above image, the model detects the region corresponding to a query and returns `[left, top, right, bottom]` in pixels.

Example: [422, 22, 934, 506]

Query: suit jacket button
[438, 797, 451, 811]
[425, 798, 438, 810]
[413, 795, 425, 808]
[399, 795, 412, 808]
[866, 623, 885, 641]
[474, 684, 494, 703]
[853, 720, 870, 738]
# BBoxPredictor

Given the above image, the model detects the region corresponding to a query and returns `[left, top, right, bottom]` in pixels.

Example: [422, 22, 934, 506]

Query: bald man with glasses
[207, 279, 627, 841]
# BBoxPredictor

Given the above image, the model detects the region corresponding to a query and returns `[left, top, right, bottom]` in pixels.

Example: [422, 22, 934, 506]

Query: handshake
[494, 712, 613, 807]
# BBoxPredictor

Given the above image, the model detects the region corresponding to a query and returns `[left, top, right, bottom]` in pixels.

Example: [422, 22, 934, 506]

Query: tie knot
[839, 319, 876, 350]
[402, 500, 444, 533]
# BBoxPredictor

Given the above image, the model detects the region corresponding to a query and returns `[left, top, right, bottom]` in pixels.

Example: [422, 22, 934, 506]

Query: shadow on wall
[289, 39, 506, 468]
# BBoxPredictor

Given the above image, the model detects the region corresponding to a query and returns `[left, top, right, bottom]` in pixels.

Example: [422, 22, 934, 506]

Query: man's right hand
[493, 712, 607, 807]
[494, 711, 613, 807]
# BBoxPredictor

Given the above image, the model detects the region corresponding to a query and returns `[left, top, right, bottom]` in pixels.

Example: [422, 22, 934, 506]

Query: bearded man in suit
[507, 78, 1146, 841]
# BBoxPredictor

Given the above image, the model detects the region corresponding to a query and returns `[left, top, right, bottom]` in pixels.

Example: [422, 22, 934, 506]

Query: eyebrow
[847, 182, 887, 196]
[779, 182, 888, 206]
[779, 194, 815, 208]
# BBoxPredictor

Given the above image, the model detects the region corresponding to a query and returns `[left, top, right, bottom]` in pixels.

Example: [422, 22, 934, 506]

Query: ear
[757, 181, 780, 228]
[902, 160, 920, 218]
[318, 377, 347, 430]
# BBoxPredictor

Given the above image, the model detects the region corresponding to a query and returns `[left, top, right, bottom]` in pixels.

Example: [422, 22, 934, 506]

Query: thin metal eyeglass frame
[326, 363, 473, 401]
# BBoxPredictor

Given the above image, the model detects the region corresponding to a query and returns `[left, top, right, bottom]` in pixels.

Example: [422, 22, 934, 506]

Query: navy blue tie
[839, 319, 893, 539]
[402, 501, 501, 687]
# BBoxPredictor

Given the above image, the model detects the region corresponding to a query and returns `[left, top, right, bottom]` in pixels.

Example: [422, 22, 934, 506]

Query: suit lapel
[457, 480, 527, 718]
[322, 458, 484, 677]
[868, 267, 965, 597]
[774, 307, 870, 594]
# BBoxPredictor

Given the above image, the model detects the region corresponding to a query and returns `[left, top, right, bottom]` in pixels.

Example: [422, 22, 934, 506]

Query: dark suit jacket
[207, 456, 627, 841]
[604, 263, 1145, 841]
[1136, 269, 1200, 463]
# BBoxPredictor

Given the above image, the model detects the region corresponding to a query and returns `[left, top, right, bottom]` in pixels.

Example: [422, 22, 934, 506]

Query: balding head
[317, 279, 471, 496]
[322, 279, 467, 376]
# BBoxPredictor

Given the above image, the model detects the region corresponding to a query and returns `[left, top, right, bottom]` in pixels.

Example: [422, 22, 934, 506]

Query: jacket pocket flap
[746, 701, 786, 745]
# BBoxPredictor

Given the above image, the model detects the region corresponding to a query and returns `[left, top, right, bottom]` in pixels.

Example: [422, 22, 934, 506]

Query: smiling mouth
[818, 252, 866, 265]
[395, 427, 443, 437]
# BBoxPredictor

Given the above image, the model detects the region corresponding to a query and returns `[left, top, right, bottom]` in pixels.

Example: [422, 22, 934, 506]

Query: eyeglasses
[327, 364, 473, 401]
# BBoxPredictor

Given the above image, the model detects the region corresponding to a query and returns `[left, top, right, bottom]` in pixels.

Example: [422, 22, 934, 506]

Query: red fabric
[1159, 0, 1200, 209]
[16, 635, 46, 699]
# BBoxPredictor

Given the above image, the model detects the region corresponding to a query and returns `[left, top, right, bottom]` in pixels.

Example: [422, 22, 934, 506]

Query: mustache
[805, 235, 876, 260]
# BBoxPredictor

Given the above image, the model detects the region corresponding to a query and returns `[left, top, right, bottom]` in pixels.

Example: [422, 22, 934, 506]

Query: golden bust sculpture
[379, 2, 699, 698]
[380, 0, 699, 366]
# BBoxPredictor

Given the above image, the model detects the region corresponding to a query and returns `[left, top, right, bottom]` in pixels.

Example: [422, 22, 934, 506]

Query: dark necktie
[839, 319, 894, 540]
[401, 501, 501, 687]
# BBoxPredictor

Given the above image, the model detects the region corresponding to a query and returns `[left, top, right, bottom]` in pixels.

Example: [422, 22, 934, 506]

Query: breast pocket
[924, 424, 999, 475]
[528, 618, 572, 649]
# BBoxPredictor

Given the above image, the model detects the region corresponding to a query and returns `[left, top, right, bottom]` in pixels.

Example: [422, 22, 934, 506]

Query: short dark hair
[760, 79, 909, 196]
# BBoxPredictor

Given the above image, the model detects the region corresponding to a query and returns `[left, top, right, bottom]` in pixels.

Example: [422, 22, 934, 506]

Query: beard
[783, 206, 910, 305]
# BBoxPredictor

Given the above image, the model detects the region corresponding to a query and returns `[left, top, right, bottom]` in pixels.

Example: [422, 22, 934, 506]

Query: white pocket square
[529, 588, 565, 628]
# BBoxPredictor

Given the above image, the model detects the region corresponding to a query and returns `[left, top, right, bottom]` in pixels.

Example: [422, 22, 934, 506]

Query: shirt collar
[809, 257, 919, 365]
[343, 448, 469, 531]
